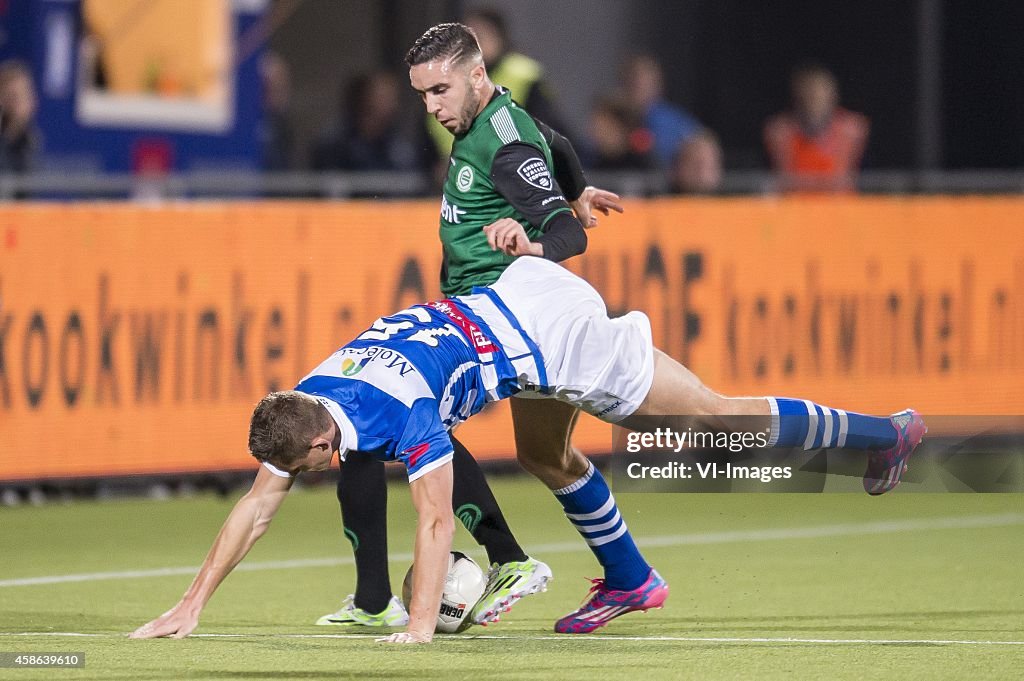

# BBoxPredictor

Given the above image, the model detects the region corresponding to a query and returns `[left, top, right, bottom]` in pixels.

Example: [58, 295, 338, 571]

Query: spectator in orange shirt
[763, 64, 869, 193]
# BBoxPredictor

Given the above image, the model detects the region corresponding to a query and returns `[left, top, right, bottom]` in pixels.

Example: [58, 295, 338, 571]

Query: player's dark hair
[248, 391, 332, 469]
[404, 23, 481, 67]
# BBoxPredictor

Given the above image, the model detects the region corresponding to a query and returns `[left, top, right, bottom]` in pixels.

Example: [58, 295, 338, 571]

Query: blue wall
[1, 0, 266, 173]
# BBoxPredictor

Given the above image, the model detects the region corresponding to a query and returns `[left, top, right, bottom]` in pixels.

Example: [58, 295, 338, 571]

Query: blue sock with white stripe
[553, 462, 650, 591]
[767, 397, 897, 450]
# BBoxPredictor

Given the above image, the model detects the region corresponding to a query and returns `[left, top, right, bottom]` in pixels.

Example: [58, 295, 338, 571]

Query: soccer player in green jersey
[407, 22, 656, 633]
[321, 22, 634, 633]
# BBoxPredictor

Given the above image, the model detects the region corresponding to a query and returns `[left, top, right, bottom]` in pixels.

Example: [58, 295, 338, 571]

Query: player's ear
[310, 435, 331, 452]
[469, 61, 485, 87]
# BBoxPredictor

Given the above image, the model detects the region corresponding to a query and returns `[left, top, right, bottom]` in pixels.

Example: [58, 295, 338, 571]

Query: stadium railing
[1, 170, 1022, 200]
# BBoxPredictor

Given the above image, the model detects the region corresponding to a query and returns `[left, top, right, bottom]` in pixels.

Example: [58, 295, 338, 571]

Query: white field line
[2, 512, 1023, 589]
[0, 632, 1021, 646]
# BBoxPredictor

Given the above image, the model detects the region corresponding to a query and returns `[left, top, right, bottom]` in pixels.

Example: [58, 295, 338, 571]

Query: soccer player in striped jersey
[131, 256, 924, 644]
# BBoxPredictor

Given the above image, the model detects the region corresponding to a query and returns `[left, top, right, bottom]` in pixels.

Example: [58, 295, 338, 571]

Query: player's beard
[454, 87, 481, 135]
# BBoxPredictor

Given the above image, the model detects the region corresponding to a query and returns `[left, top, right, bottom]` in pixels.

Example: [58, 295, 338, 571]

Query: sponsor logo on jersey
[517, 157, 553, 190]
[456, 165, 474, 191]
[427, 300, 498, 354]
[441, 195, 467, 223]
[541, 194, 566, 206]
[340, 358, 364, 376]
[339, 346, 418, 377]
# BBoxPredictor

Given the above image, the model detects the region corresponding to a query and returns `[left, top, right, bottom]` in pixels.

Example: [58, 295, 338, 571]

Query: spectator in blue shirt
[621, 54, 700, 169]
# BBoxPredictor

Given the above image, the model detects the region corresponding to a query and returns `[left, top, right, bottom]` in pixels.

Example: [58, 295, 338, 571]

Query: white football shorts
[460, 256, 655, 422]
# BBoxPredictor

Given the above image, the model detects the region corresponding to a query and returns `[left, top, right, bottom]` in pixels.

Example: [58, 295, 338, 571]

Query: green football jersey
[439, 89, 571, 296]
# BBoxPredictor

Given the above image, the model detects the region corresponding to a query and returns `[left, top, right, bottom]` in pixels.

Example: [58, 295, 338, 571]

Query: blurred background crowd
[0, 0, 1021, 200]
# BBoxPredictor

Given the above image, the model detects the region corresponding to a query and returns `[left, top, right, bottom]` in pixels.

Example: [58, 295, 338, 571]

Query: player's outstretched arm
[378, 461, 455, 644]
[129, 466, 294, 639]
[570, 186, 624, 229]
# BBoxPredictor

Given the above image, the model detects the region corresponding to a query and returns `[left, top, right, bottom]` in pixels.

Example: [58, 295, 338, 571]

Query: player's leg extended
[626, 348, 770, 427]
[451, 435, 554, 625]
[316, 454, 408, 627]
[510, 397, 666, 634]
[629, 349, 926, 495]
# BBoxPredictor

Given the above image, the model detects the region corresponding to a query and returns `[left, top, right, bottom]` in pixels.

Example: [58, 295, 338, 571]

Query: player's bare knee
[516, 449, 582, 488]
[562, 448, 590, 480]
[515, 450, 548, 478]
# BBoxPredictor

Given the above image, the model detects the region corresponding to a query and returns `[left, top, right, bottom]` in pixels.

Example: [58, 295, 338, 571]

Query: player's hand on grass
[129, 603, 200, 639]
[376, 631, 433, 644]
[483, 218, 542, 257]
[570, 186, 624, 228]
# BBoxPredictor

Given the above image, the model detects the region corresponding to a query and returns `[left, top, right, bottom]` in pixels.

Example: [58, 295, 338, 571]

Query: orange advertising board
[1, 198, 1022, 481]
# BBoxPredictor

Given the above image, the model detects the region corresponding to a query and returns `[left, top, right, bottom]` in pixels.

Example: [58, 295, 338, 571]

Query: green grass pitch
[1, 477, 1022, 680]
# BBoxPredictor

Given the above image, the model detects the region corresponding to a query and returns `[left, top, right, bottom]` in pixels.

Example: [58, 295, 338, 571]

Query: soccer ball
[402, 551, 486, 633]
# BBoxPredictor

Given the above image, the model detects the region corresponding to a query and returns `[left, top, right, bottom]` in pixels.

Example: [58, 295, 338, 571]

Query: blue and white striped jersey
[292, 297, 529, 481]
[261, 256, 652, 481]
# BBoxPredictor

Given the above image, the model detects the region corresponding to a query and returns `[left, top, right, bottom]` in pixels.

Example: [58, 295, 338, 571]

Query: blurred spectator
[78, 10, 110, 91]
[313, 70, 422, 172]
[464, 7, 567, 132]
[763, 64, 869, 193]
[425, 8, 569, 162]
[621, 54, 701, 169]
[260, 52, 296, 170]
[586, 95, 656, 171]
[0, 60, 41, 174]
[670, 129, 723, 194]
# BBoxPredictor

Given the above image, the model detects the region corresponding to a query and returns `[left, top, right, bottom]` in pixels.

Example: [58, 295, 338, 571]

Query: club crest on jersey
[456, 165, 474, 191]
[517, 157, 552, 190]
